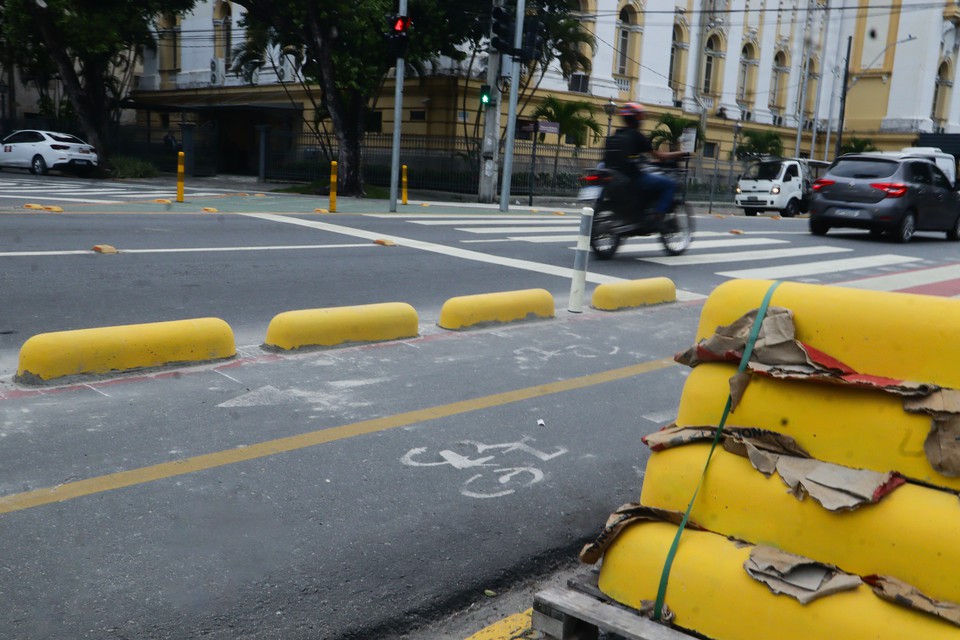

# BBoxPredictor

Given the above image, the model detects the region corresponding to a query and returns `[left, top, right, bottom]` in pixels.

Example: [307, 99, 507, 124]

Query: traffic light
[479, 83, 492, 107]
[490, 6, 515, 55]
[385, 15, 411, 60]
[520, 20, 547, 63]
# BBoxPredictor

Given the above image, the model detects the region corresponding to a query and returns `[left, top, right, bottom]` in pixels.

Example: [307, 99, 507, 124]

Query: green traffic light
[479, 83, 492, 106]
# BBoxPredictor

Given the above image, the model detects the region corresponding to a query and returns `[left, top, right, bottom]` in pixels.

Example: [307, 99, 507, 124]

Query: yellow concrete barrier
[676, 362, 960, 491]
[641, 443, 960, 604]
[265, 302, 419, 350]
[697, 279, 960, 387]
[16, 318, 235, 383]
[598, 522, 958, 640]
[591, 277, 676, 311]
[438, 289, 554, 330]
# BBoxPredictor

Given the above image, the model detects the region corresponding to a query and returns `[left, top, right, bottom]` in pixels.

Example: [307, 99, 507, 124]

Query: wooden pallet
[531, 573, 697, 640]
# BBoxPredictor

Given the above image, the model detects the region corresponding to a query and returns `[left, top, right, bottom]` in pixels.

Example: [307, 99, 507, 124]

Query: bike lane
[0, 300, 701, 638]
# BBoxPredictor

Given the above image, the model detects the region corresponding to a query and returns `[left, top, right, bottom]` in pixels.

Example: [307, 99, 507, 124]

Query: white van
[735, 158, 830, 217]
[898, 147, 956, 185]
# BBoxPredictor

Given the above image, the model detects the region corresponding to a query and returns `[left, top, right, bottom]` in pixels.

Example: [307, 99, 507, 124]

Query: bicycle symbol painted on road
[400, 437, 568, 499]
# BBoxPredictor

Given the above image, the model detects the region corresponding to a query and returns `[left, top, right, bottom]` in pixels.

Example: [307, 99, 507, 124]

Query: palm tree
[737, 129, 785, 159]
[532, 95, 602, 186]
[648, 113, 703, 152]
[839, 137, 878, 155]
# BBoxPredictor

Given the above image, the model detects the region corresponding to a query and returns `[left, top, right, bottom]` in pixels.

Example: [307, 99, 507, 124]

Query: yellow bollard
[176, 151, 185, 203]
[330, 161, 338, 213]
[402, 165, 408, 205]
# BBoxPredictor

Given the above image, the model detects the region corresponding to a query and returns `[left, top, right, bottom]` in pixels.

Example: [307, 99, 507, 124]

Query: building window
[616, 8, 633, 76]
[213, 1, 232, 63]
[157, 14, 181, 72]
[703, 141, 718, 158]
[737, 43, 758, 107]
[568, 73, 590, 93]
[932, 61, 952, 126]
[365, 111, 383, 133]
[770, 51, 788, 110]
[410, 110, 426, 121]
[702, 34, 722, 96]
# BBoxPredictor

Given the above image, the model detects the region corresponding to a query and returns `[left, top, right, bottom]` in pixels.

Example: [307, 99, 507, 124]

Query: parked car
[0, 129, 98, 175]
[808, 153, 960, 242]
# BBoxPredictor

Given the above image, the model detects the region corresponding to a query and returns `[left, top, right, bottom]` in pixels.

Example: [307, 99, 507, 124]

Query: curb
[264, 302, 419, 350]
[591, 277, 677, 311]
[438, 289, 555, 330]
[16, 318, 236, 384]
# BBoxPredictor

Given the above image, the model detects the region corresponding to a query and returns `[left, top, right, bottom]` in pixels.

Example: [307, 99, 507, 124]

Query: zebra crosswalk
[0, 175, 228, 204]
[366, 212, 959, 295]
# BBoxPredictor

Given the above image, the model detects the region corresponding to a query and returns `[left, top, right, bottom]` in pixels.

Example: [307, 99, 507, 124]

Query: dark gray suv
[808, 154, 960, 242]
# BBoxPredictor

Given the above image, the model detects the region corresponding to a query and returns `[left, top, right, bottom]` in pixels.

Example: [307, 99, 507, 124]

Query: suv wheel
[947, 214, 960, 241]
[896, 212, 916, 243]
[809, 218, 830, 236]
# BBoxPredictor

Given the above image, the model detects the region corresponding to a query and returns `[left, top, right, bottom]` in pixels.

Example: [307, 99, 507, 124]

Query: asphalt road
[3, 174, 960, 638]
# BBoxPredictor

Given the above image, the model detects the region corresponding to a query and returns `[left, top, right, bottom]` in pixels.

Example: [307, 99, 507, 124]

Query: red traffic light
[390, 15, 411, 33]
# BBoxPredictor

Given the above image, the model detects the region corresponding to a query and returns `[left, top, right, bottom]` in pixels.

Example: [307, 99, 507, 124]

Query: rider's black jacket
[604, 127, 653, 179]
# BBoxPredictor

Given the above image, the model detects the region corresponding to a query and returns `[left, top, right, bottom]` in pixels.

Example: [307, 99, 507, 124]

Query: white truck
[734, 157, 829, 218]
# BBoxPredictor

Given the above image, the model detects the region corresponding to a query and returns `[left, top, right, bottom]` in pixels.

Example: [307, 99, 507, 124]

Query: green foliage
[108, 156, 159, 179]
[737, 129, 785, 159]
[649, 113, 703, 151]
[839, 137, 879, 155]
[532, 95, 602, 146]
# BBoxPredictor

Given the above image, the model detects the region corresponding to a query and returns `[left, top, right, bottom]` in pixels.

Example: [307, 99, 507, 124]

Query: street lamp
[603, 99, 617, 140]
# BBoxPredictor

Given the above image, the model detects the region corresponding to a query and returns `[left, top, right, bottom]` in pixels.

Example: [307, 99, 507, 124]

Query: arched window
[702, 34, 722, 95]
[214, 1, 233, 62]
[737, 43, 758, 106]
[932, 61, 952, 126]
[769, 50, 789, 111]
[616, 8, 634, 76]
[669, 24, 686, 91]
[157, 13, 181, 72]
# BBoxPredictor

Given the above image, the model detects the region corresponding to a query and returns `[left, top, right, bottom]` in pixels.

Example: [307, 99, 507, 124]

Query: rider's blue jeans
[636, 170, 675, 214]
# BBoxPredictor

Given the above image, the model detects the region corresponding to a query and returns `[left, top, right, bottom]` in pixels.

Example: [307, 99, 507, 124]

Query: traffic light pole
[498, 0, 525, 212]
[388, 0, 408, 212]
[478, 2, 504, 204]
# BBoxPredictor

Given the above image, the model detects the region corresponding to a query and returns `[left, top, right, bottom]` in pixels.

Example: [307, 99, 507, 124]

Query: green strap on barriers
[652, 280, 782, 622]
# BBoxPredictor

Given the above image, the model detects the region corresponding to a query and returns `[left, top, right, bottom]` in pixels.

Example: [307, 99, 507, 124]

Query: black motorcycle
[577, 164, 694, 260]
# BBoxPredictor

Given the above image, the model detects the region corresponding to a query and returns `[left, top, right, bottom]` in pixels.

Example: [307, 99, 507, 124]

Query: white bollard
[568, 207, 594, 313]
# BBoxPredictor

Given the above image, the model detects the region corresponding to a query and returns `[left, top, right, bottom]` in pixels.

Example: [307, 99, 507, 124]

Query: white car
[0, 129, 98, 175]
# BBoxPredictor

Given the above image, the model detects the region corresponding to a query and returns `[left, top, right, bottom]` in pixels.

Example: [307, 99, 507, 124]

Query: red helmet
[617, 102, 645, 119]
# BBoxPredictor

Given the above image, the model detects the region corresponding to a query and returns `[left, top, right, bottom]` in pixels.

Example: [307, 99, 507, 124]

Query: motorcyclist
[604, 102, 689, 217]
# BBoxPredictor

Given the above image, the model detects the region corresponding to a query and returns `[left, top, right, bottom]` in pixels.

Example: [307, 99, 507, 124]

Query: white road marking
[0, 244, 372, 257]
[460, 226, 586, 234]
[836, 263, 960, 291]
[512, 230, 734, 244]
[643, 245, 851, 265]
[0, 194, 116, 203]
[412, 218, 580, 225]
[238, 211, 706, 300]
[717, 254, 921, 279]
[617, 238, 789, 254]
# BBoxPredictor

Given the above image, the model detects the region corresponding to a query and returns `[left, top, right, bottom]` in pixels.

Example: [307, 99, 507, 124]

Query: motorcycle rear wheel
[660, 203, 694, 256]
[590, 206, 622, 260]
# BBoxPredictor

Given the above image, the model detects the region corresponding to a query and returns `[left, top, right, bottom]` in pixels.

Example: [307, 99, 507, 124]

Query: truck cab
[735, 157, 829, 217]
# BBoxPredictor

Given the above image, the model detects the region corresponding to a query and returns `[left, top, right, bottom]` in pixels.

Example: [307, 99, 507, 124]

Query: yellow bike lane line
[0, 357, 675, 516]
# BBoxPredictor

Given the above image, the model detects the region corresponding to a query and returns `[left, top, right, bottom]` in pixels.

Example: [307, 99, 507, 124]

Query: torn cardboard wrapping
[676, 306, 937, 398]
[579, 504, 697, 565]
[678, 305, 960, 475]
[905, 393, 960, 477]
[865, 575, 960, 627]
[744, 546, 861, 604]
[643, 425, 904, 510]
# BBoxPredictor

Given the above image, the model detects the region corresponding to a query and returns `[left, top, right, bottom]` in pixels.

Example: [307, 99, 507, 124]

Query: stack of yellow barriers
[595, 279, 960, 639]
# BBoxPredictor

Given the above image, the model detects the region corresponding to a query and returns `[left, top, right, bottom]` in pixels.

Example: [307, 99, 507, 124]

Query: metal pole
[529, 121, 538, 206]
[498, 0, 526, 213]
[794, 0, 813, 158]
[389, 0, 408, 213]
[568, 207, 594, 313]
[707, 152, 720, 215]
[834, 36, 852, 161]
[479, 1, 504, 204]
